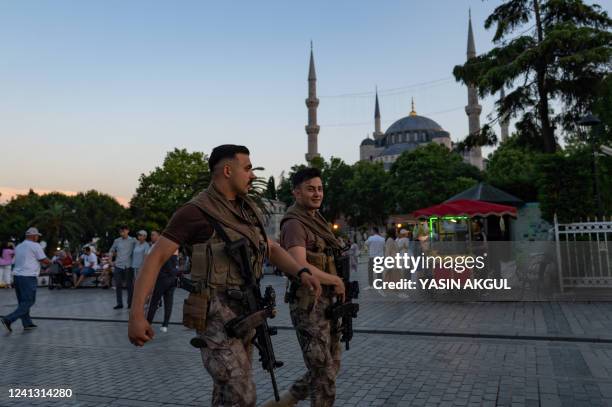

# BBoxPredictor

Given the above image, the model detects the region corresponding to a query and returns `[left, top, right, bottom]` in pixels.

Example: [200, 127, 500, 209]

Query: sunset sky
[3, 0, 594, 205]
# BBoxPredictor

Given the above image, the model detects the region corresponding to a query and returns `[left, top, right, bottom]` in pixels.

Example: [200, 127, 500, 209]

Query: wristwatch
[297, 267, 312, 279]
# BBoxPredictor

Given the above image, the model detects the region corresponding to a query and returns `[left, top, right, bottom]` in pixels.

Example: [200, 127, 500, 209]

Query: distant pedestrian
[0, 241, 15, 288]
[396, 229, 411, 282]
[384, 228, 401, 288]
[109, 225, 136, 309]
[364, 227, 385, 289]
[396, 229, 410, 256]
[1, 228, 50, 332]
[348, 238, 359, 275]
[131, 230, 150, 279]
[145, 237, 178, 333]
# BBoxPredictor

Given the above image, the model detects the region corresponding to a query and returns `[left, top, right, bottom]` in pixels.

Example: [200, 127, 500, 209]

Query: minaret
[373, 88, 383, 140]
[500, 87, 510, 142]
[305, 42, 320, 162]
[465, 9, 484, 169]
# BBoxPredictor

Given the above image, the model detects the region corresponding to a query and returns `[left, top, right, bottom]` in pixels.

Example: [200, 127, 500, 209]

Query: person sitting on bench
[74, 246, 98, 288]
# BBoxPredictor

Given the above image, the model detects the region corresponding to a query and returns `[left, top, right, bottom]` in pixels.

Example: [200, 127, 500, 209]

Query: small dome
[360, 138, 375, 146]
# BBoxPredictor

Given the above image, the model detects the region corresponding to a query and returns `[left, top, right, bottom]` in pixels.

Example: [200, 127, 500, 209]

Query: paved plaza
[2, 262, 612, 406]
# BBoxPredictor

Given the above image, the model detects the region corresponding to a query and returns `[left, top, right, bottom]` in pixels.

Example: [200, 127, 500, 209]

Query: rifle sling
[201, 212, 234, 247]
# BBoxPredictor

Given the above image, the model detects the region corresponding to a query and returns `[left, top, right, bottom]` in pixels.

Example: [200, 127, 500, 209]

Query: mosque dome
[360, 138, 375, 146]
[379, 100, 450, 158]
[386, 114, 444, 133]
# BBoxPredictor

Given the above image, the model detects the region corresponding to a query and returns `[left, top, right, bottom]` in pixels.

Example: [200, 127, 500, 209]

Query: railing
[554, 214, 612, 292]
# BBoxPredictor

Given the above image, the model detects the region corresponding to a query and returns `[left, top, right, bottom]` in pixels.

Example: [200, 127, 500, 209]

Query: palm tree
[31, 203, 82, 254]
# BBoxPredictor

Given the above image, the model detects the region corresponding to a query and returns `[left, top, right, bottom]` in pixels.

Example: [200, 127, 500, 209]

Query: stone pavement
[2, 270, 612, 341]
[2, 258, 612, 406]
[2, 318, 612, 407]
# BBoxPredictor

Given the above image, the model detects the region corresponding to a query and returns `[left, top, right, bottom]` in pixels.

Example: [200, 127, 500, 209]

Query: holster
[182, 291, 209, 332]
[286, 280, 316, 311]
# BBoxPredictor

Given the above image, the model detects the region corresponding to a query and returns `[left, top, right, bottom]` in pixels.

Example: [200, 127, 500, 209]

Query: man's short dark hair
[372, 227, 379, 234]
[84, 246, 91, 252]
[291, 167, 322, 189]
[209, 144, 250, 173]
[119, 225, 129, 231]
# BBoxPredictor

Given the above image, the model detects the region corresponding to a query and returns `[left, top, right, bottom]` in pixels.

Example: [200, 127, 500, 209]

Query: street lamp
[577, 114, 603, 218]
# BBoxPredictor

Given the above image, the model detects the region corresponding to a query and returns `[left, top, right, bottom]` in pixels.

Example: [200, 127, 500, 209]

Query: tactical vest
[282, 217, 338, 306]
[190, 210, 267, 289]
[305, 232, 338, 277]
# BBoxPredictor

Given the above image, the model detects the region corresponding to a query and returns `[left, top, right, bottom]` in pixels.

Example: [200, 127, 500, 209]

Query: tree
[535, 147, 609, 222]
[0, 189, 126, 252]
[453, 0, 612, 153]
[0, 190, 43, 242]
[31, 202, 82, 255]
[345, 160, 390, 227]
[264, 176, 277, 200]
[273, 157, 353, 223]
[247, 168, 273, 218]
[592, 74, 612, 145]
[485, 136, 540, 201]
[320, 157, 354, 222]
[276, 164, 308, 207]
[129, 148, 210, 230]
[386, 143, 482, 213]
[73, 190, 126, 251]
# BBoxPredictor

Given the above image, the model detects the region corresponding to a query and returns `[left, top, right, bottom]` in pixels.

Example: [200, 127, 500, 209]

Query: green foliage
[265, 176, 277, 200]
[129, 148, 210, 231]
[319, 157, 354, 222]
[275, 157, 354, 223]
[345, 160, 390, 227]
[386, 143, 482, 213]
[453, 0, 612, 153]
[247, 168, 272, 219]
[536, 148, 593, 221]
[276, 164, 308, 207]
[454, 123, 498, 151]
[593, 74, 612, 145]
[31, 202, 81, 255]
[0, 190, 42, 242]
[0, 189, 125, 254]
[485, 137, 540, 201]
[73, 190, 127, 251]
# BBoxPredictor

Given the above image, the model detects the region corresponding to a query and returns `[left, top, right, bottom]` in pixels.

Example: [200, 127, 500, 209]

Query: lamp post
[577, 114, 602, 218]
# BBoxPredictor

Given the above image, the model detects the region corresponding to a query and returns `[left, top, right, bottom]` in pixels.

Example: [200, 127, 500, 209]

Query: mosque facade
[304, 12, 509, 171]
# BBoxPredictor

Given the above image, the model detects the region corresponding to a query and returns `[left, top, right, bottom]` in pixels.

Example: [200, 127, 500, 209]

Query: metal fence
[554, 214, 612, 292]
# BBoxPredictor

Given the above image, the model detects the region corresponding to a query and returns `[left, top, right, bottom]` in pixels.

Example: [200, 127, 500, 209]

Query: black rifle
[223, 237, 283, 401]
[325, 252, 359, 350]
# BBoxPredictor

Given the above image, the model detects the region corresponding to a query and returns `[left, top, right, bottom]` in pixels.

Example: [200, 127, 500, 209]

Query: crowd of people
[0, 225, 188, 334]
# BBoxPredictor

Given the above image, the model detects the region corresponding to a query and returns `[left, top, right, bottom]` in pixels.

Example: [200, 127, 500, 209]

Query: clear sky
[2, 0, 609, 205]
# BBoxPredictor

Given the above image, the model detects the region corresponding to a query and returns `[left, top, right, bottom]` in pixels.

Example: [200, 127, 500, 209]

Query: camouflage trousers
[289, 293, 342, 407]
[198, 292, 256, 407]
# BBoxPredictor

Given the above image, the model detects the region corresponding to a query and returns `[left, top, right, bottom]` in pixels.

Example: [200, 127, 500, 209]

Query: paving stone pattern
[2, 319, 612, 406]
[2, 259, 612, 406]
